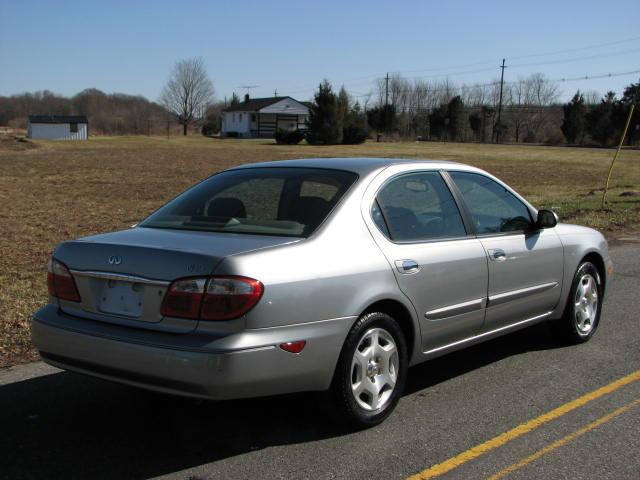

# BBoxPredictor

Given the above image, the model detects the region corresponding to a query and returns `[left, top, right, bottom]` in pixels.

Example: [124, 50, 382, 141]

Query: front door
[366, 169, 489, 352]
[448, 171, 564, 332]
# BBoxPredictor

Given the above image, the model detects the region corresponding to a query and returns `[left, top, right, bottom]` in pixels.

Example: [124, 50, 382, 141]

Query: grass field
[1, 135, 639, 367]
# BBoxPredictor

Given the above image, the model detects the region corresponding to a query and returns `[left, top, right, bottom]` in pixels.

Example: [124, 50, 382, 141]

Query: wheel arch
[581, 251, 607, 294]
[361, 298, 418, 361]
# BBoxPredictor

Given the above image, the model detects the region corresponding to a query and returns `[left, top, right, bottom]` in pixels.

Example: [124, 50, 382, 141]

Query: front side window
[140, 168, 358, 237]
[70, 123, 78, 133]
[374, 171, 466, 242]
[449, 171, 532, 234]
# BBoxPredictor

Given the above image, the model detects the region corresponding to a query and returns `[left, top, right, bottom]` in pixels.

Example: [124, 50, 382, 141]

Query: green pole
[601, 99, 636, 208]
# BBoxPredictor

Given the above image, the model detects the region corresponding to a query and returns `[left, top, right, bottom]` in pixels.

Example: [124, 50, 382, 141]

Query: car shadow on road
[0, 322, 564, 479]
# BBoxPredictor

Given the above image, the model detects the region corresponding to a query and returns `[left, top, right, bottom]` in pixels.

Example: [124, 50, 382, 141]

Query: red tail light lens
[47, 258, 81, 302]
[160, 278, 206, 319]
[201, 276, 264, 321]
[161, 276, 263, 321]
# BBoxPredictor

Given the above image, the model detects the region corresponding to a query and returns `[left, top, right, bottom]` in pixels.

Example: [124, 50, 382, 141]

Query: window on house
[251, 114, 257, 122]
[70, 123, 78, 133]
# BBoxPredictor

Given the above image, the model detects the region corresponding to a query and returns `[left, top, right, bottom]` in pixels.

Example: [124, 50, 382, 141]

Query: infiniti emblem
[108, 255, 122, 266]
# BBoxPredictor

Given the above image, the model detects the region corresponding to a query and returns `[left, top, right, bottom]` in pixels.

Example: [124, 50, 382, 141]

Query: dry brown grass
[1, 135, 639, 367]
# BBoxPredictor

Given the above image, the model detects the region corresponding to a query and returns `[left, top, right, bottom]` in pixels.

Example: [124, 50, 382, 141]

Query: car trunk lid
[53, 227, 299, 332]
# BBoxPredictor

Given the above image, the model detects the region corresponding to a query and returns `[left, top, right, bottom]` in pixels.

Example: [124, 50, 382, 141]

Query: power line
[509, 47, 640, 68]
[346, 68, 640, 98]
[508, 35, 640, 61]
[272, 36, 640, 97]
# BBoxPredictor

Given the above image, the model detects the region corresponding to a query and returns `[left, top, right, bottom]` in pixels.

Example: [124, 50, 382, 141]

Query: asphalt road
[1, 243, 639, 480]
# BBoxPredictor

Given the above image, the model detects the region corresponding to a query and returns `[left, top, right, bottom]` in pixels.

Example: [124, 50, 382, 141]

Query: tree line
[0, 88, 170, 135]
[561, 83, 639, 146]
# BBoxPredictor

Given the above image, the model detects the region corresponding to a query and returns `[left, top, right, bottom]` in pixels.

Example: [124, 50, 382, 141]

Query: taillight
[161, 276, 263, 321]
[160, 278, 206, 319]
[47, 258, 81, 302]
[201, 276, 264, 320]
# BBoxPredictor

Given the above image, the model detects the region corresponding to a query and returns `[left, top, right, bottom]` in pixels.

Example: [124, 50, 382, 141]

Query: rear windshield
[139, 167, 358, 237]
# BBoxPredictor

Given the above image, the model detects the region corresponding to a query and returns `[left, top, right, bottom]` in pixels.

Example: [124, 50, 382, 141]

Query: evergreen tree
[617, 80, 640, 145]
[336, 86, 350, 127]
[446, 96, 465, 141]
[469, 112, 482, 141]
[428, 104, 447, 140]
[561, 91, 586, 144]
[306, 80, 343, 145]
[230, 93, 240, 105]
[342, 101, 368, 144]
[586, 92, 616, 146]
[366, 104, 395, 133]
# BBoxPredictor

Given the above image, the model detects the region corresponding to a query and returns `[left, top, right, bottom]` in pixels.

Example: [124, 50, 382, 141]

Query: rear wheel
[332, 312, 408, 428]
[553, 261, 603, 344]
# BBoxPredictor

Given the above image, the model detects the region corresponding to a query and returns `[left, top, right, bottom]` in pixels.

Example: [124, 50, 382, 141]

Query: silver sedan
[32, 158, 612, 426]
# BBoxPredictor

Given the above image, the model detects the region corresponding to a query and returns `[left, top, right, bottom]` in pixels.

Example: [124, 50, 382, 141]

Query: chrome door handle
[395, 259, 420, 274]
[488, 249, 506, 261]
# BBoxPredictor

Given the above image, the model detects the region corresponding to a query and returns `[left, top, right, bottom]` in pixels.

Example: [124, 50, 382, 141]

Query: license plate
[98, 280, 144, 317]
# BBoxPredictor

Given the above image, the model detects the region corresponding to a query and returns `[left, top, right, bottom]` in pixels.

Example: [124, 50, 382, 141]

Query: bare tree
[160, 57, 215, 135]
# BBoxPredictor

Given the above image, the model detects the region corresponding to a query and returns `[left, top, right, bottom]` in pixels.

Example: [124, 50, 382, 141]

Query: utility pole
[274, 89, 278, 97]
[496, 58, 506, 143]
[385, 72, 390, 134]
[385, 72, 390, 106]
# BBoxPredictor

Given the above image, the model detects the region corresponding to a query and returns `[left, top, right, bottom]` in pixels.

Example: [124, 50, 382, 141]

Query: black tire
[552, 261, 603, 344]
[332, 312, 408, 428]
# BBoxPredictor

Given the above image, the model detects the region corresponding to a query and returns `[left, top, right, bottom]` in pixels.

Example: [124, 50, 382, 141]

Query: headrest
[206, 197, 247, 218]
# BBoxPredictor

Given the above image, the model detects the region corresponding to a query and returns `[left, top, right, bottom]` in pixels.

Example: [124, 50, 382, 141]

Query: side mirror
[535, 209, 558, 229]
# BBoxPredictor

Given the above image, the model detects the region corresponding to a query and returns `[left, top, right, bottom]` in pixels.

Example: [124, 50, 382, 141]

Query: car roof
[230, 157, 471, 176]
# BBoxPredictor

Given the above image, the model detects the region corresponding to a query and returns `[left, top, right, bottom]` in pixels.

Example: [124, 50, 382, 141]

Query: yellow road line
[407, 369, 640, 480]
[487, 398, 640, 480]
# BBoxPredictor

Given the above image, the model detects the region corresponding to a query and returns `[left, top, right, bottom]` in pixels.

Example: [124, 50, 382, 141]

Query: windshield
[139, 167, 358, 237]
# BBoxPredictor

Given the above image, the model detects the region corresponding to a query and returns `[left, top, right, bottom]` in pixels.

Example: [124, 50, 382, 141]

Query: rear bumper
[32, 305, 355, 400]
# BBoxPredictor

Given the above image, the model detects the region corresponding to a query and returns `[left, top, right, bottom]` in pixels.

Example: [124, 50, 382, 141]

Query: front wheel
[332, 312, 408, 428]
[552, 261, 603, 344]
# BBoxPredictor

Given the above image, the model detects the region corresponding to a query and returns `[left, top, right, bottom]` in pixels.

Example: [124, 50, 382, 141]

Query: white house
[27, 115, 88, 140]
[222, 96, 310, 138]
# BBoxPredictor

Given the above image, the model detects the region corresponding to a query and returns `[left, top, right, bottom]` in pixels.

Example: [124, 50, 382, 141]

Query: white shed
[27, 115, 88, 140]
[222, 96, 310, 138]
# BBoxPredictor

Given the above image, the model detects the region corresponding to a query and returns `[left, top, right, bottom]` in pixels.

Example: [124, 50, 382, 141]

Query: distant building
[222, 96, 310, 138]
[27, 115, 88, 140]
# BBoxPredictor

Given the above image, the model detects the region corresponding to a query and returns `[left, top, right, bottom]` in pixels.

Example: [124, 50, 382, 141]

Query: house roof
[28, 115, 88, 124]
[224, 96, 308, 112]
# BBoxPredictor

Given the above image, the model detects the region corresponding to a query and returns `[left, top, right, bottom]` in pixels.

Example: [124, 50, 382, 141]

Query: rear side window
[374, 171, 466, 242]
[449, 171, 532, 234]
[140, 167, 357, 237]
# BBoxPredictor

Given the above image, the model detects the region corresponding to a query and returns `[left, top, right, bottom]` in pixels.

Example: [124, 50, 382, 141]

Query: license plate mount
[98, 280, 144, 317]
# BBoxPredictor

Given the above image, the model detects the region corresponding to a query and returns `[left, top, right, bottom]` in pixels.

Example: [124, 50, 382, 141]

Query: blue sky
[1, 0, 639, 102]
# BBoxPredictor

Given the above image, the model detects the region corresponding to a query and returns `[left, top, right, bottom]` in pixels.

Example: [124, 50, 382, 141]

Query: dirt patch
[0, 134, 39, 154]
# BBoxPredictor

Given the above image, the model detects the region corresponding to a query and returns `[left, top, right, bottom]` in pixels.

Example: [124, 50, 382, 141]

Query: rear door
[447, 170, 564, 332]
[363, 166, 488, 353]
